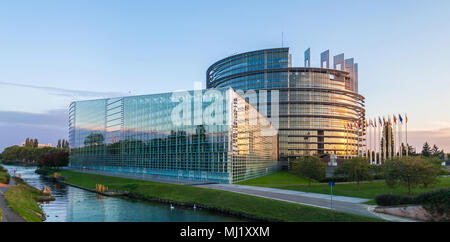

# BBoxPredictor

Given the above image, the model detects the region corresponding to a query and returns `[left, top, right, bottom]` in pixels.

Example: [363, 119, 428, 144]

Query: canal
[3, 165, 245, 222]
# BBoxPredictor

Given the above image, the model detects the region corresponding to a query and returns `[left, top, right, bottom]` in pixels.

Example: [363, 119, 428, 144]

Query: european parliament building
[207, 48, 365, 163]
[69, 47, 365, 183]
[69, 88, 278, 183]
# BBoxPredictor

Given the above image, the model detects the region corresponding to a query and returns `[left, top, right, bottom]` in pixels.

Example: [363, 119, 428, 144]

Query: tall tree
[431, 144, 444, 157]
[380, 125, 394, 159]
[422, 142, 432, 157]
[57, 139, 61, 148]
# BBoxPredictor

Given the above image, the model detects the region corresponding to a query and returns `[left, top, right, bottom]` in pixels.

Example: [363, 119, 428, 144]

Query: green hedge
[319, 177, 348, 183]
[415, 188, 450, 220]
[375, 194, 416, 206]
[375, 188, 450, 221]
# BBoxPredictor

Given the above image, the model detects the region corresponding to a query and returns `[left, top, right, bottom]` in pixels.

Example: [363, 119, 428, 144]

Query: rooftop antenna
[281, 32, 284, 47]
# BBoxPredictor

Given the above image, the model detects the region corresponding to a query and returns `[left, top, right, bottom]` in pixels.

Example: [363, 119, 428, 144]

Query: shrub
[415, 188, 450, 221]
[375, 194, 416, 206]
[375, 189, 450, 221]
[319, 177, 348, 183]
[0, 165, 10, 184]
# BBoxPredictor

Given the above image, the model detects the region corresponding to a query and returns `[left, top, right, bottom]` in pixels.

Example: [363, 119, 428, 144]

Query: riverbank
[53, 169, 384, 222]
[0, 166, 26, 222]
[3, 177, 47, 222]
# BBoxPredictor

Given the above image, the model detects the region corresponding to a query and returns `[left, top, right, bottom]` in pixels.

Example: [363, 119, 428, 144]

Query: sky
[0, 0, 449, 152]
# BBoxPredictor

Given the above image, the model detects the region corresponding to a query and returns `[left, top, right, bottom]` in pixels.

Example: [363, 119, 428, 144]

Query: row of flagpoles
[344, 113, 409, 164]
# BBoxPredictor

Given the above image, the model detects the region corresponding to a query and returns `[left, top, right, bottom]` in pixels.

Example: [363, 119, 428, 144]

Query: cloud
[0, 109, 68, 151]
[0, 81, 127, 99]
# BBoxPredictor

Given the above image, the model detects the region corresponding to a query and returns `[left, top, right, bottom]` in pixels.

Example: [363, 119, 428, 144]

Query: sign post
[328, 181, 335, 209]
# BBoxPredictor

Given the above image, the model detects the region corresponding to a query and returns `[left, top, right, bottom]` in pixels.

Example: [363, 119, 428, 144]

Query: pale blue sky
[0, 0, 449, 151]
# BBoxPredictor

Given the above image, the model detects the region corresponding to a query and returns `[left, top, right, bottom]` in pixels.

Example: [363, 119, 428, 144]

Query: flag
[405, 114, 408, 123]
[399, 114, 403, 123]
[379, 117, 382, 126]
[393, 114, 397, 124]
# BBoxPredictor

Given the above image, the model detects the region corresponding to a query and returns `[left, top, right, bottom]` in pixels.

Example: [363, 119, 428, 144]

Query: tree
[40, 152, 69, 168]
[1, 145, 68, 164]
[430, 144, 444, 158]
[407, 144, 416, 156]
[62, 139, 69, 149]
[382, 156, 441, 195]
[57, 139, 61, 148]
[422, 142, 432, 157]
[380, 125, 395, 158]
[335, 157, 372, 191]
[292, 156, 326, 185]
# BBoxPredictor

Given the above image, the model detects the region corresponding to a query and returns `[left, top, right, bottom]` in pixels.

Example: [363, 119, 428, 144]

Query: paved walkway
[0, 176, 25, 222]
[195, 184, 418, 222]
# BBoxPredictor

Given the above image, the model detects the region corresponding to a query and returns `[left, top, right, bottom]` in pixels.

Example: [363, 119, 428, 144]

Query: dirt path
[0, 177, 25, 222]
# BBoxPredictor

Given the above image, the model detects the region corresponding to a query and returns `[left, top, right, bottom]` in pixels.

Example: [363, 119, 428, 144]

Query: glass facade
[207, 48, 365, 162]
[69, 88, 278, 184]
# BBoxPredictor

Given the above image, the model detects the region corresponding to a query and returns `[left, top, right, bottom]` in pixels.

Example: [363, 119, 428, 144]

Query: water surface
[3, 165, 244, 222]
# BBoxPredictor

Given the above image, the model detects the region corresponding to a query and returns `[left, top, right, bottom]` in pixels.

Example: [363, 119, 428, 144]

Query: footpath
[0, 175, 25, 222]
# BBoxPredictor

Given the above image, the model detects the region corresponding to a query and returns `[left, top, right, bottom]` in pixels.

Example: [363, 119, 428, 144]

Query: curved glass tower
[207, 48, 365, 162]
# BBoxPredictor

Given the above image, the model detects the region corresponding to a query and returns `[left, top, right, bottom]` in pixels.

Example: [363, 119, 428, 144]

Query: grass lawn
[241, 172, 450, 202]
[57, 170, 383, 222]
[4, 182, 45, 222]
[0, 208, 2, 222]
[238, 171, 313, 186]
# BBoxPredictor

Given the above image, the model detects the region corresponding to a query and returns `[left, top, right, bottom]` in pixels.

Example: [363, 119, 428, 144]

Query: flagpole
[365, 120, 368, 160]
[393, 115, 397, 158]
[368, 120, 371, 163]
[359, 121, 362, 157]
[375, 118, 378, 164]
[406, 113, 408, 156]
[383, 117, 387, 162]
[373, 119, 376, 164]
[399, 114, 403, 158]
[345, 123, 348, 159]
[387, 116, 392, 159]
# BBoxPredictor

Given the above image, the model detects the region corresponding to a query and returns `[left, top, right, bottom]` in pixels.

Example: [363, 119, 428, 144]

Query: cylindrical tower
[206, 48, 365, 163]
